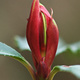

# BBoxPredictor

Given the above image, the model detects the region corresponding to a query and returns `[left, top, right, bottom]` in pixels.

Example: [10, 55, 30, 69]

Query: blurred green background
[0, 0, 80, 80]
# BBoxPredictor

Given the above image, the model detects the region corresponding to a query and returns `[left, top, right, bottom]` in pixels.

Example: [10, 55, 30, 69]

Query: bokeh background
[0, 0, 80, 80]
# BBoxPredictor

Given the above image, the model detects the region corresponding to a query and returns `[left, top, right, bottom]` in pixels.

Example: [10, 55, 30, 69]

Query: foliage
[0, 36, 80, 79]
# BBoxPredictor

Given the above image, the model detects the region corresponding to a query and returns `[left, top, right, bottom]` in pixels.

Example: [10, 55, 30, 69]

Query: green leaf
[48, 65, 80, 80]
[56, 38, 66, 56]
[56, 40, 80, 56]
[0, 42, 36, 80]
[0, 42, 24, 59]
[14, 36, 31, 51]
[57, 38, 66, 49]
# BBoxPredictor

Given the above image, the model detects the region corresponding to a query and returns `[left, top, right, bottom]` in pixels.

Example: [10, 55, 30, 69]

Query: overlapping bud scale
[26, 0, 59, 79]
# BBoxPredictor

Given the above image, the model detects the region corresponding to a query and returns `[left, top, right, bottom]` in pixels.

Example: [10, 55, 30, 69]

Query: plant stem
[15, 58, 37, 80]
[47, 67, 60, 80]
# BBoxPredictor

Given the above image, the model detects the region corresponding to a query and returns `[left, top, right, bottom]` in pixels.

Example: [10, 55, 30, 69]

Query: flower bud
[26, 0, 59, 79]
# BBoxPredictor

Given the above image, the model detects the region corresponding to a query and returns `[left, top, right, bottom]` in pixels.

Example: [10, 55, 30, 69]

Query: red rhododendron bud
[26, 0, 59, 79]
